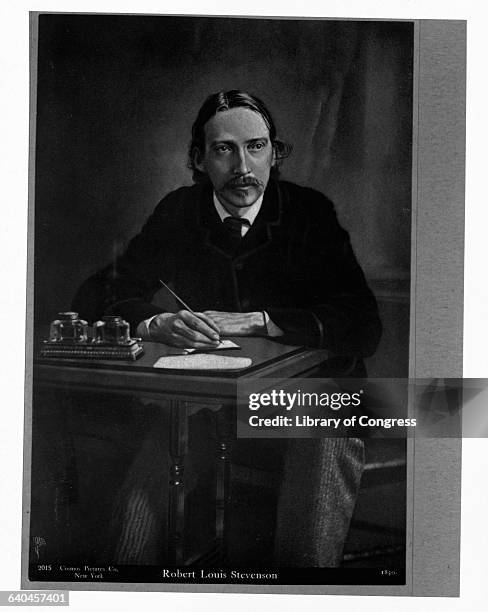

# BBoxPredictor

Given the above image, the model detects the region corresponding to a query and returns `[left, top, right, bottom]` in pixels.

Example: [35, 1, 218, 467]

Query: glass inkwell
[49, 312, 88, 343]
[93, 316, 131, 345]
[42, 312, 143, 361]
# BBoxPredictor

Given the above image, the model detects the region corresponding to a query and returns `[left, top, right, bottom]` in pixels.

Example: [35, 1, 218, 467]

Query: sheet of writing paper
[153, 354, 252, 370]
[183, 339, 240, 354]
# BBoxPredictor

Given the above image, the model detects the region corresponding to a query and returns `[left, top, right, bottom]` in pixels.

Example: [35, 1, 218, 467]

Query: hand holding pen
[147, 280, 221, 348]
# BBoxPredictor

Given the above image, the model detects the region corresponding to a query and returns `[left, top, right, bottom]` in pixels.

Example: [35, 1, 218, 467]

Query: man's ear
[271, 144, 277, 168]
[192, 147, 206, 173]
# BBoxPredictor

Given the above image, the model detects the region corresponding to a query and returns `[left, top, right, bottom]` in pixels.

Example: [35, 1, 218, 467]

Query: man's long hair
[188, 90, 292, 183]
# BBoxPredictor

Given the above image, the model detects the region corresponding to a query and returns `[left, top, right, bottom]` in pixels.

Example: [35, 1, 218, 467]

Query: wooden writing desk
[33, 337, 329, 564]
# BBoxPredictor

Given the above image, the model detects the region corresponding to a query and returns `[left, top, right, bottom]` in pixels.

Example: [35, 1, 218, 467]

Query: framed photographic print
[23, 13, 465, 596]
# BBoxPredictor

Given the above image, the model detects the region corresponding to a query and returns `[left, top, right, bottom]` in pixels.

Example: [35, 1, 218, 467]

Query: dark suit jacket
[73, 179, 381, 357]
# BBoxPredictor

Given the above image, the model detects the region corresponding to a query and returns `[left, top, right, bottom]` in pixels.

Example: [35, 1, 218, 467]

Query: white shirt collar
[213, 192, 264, 226]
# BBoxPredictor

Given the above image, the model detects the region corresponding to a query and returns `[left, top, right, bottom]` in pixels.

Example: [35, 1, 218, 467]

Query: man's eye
[249, 142, 266, 150]
[214, 145, 231, 153]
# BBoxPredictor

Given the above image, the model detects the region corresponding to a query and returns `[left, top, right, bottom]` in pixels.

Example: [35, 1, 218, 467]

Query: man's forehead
[203, 107, 270, 144]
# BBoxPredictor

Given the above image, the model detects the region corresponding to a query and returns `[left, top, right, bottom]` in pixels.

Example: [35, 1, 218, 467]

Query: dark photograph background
[30, 14, 413, 574]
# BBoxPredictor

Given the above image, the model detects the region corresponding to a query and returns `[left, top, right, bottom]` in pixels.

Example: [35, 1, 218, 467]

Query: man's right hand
[147, 310, 221, 348]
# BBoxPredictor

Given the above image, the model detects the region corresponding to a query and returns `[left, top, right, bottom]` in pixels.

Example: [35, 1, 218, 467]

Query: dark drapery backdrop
[33, 15, 413, 376]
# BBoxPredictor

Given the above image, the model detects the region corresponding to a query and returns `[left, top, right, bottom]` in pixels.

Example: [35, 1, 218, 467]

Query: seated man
[73, 89, 382, 566]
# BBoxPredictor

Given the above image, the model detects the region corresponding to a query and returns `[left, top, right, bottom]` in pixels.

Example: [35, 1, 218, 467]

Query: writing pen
[158, 279, 196, 313]
[158, 279, 222, 340]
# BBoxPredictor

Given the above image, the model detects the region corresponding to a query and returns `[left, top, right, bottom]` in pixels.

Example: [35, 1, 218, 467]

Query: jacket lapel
[235, 180, 282, 259]
[197, 180, 283, 260]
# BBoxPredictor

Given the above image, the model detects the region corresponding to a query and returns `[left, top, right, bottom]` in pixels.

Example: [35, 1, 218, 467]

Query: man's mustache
[225, 177, 262, 188]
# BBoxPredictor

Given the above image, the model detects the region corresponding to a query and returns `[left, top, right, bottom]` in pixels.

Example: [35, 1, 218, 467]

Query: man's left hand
[203, 311, 266, 336]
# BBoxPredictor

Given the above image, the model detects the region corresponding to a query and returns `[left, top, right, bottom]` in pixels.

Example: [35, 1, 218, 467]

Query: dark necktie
[223, 216, 250, 251]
